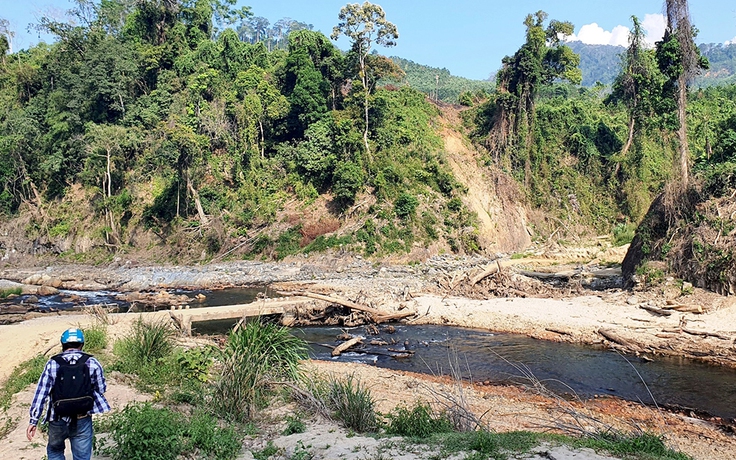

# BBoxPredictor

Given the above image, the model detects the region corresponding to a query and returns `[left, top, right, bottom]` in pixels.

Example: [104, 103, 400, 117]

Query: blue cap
[60, 328, 85, 345]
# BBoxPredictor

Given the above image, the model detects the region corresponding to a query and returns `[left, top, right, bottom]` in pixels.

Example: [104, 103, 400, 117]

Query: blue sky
[3, 1, 736, 80]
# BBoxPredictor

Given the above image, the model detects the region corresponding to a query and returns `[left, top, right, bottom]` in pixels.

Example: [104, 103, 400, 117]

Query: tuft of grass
[326, 374, 377, 433]
[384, 402, 454, 438]
[283, 415, 306, 435]
[0, 287, 22, 298]
[0, 355, 47, 410]
[82, 323, 108, 352]
[613, 222, 636, 246]
[210, 320, 307, 422]
[565, 432, 692, 460]
[114, 317, 175, 371]
[292, 373, 377, 433]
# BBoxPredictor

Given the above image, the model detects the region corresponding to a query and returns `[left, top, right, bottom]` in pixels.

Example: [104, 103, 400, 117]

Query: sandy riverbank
[1, 295, 735, 459]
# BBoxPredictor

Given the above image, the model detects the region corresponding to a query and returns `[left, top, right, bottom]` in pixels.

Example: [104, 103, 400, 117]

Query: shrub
[185, 411, 242, 459]
[210, 320, 307, 422]
[327, 375, 377, 433]
[82, 324, 108, 352]
[385, 402, 453, 438]
[97, 403, 242, 460]
[394, 192, 419, 219]
[101, 403, 184, 460]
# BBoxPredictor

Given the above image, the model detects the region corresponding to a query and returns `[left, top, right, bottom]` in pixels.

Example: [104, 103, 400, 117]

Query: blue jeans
[47, 416, 93, 460]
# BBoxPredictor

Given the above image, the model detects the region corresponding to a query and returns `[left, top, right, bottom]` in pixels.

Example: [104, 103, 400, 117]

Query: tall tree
[658, 0, 708, 188]
[491, 11, 581, 186]
[609, 16, 662, 163]
[331, 2, 398, 159]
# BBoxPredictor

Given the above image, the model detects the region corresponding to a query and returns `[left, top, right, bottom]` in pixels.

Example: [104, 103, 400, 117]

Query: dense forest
[0, 1, 734, 293]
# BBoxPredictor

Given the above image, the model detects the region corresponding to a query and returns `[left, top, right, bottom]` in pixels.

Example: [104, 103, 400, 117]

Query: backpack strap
[51, 352, 92, 366]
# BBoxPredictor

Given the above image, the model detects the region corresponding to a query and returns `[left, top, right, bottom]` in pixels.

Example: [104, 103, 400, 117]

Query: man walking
[27, 328, 110, 460]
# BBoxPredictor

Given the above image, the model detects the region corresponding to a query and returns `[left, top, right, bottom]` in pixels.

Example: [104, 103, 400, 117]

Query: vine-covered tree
[331, 2, 398, 159]
[490, 11, 581, 186]
[657, 0, 708, 188]
[608, 16, 663, 163]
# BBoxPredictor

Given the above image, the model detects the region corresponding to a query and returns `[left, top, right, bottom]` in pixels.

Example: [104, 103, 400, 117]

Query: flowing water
[7, 287, 736, 420]
[294, 324, 736, 421]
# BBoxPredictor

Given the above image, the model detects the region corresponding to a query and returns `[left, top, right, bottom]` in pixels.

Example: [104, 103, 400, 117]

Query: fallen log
[598, 328, 641, 351]
[374, 311, 416, 323]
[639, 305, 672, 317]
[545, 327, 573, 336]
[661, 304, 703, 314]
[332, 337, 363, 356]
[517, 270, 577, 282]
[662, 328, 731, 340]
[291, 291, 382, 317]
[470, 261, 502, 285]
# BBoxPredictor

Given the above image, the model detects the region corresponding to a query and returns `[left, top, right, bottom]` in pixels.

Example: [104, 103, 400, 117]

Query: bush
[101, 403, 184, 460]
[97, 403, 242, 460]
[211, 320, 307, 422]
[327, 375, 377, 433]
[385, 402, 453, 438]
[394, 192, 419, 219]
[82, 324, 108, 352]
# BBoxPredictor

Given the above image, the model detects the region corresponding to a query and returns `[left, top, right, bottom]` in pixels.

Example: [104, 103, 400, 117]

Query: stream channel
[10, 287, 736, 421]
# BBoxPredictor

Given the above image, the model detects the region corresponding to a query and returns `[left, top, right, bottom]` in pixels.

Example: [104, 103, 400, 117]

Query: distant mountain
[389, 57, 495, 104]
[696, 43, 736, 87]
[565, 41, 623, 87]
[568, 41, 736, 88]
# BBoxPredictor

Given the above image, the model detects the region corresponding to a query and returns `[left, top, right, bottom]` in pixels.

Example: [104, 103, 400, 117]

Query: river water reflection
[295, 324, 736, 420]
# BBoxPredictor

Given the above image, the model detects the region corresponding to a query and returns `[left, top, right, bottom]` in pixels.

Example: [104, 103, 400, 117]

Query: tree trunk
[677, 74, 689, 189]
[360, 54, 371, 161]
[186, 172, 209, 226]
[106, 148, 112, 198]
[259, 119, 265, 158]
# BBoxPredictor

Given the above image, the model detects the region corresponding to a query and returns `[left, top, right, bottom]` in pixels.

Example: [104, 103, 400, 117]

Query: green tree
[610, 17, 659, 159]
[235, 66, 289, 157]
[331, 2, 398, 159]
[490, 11, 581, 186]
[657, 0, 708, 189]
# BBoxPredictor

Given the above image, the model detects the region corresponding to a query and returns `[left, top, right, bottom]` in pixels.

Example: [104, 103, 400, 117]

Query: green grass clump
[211, 320, 307, 422]
[0, 287, 22, 298]
[570, 432, 691, 460]
[384, 402, 453, 438]
[82, 324, 108, 352]
[97, 403, 242, 460]
[114, 317, 175, 370]
[613, 222, 636, 246]
[326, 374, 377, 433]
[0, 355, 47, 410]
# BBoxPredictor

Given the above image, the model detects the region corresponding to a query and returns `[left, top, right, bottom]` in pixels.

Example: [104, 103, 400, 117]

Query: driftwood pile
[437, 261, 569, 299]
[314, 324, 415, 359]
[278, 290, 416, 327]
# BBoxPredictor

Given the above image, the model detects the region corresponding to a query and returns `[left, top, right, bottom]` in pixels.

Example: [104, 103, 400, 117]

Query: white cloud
[564, 13, 667, 48]
[726, 36, 736, 45]
[641, 13, 666, 45]
[565, 23, 628, 47]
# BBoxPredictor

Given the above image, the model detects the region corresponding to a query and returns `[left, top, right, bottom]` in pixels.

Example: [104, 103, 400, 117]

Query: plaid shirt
[29, 350, 110, 425]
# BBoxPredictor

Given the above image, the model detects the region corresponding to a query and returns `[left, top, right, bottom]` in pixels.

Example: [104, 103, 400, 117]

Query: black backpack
[51, 353, 95, 418]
